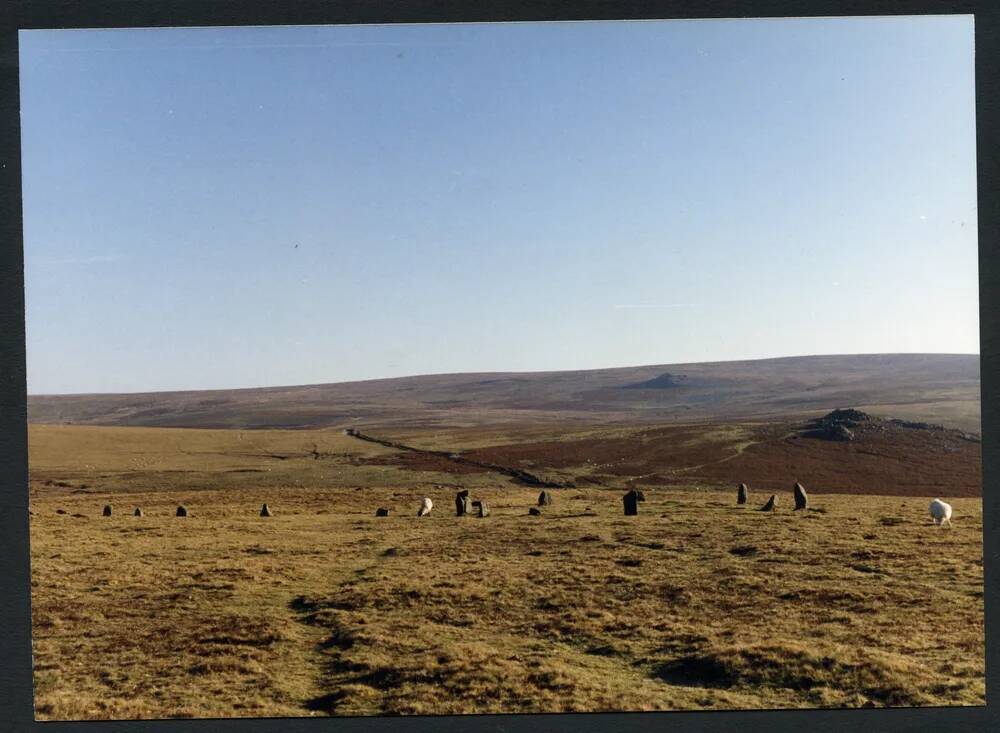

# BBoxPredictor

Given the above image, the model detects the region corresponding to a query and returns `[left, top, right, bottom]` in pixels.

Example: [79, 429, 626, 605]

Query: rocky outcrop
[805, 408, 871, 441]
[622, 372, 692, 390]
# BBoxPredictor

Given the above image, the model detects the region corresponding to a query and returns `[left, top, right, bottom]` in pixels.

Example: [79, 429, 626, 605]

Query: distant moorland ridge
[27, 353, 981, 432]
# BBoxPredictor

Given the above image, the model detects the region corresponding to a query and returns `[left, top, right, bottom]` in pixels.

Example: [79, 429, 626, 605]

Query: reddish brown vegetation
[459, 419, 981, 497]
[693, 425, 980, 496]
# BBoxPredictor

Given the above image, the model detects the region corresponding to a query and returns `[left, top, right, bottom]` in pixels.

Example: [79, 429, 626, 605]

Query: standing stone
[737, 483, 749, 505]
[260, 503, 273, 517]
[759, 495, 776, 512]
[476, 500, 490, 518]
[623, 489, 641, 516]
[133, 507, 144, 517]
[538, 490, 552, 506]
[529, 507, 542, 516]
[793, 482, 809, 510]
[102, 505, 112, 517]
[417, 497, 433, 517]
[375, 507, 390, 517]
[176, 505, 188, 517]
[455, 490, 470, 516]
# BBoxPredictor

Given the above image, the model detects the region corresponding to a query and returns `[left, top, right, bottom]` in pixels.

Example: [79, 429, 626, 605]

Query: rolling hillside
[27, 353, 981, 432]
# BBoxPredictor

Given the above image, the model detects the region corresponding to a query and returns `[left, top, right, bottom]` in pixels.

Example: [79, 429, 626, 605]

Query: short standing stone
[623, 490, 641, 516]
[793, 482, 809, 511]
[102, 505, 112, 517]
[417, 497, 433, 517]
[455, 490, 470, 516]
[176, 505, 188, 517]
[476, 500, 490, 518]
[759, 495, 776, 512]
[538, 490, 552, 506]
[375, 507, 390, 517]
[133, 507, 144, 517]
[529, 507, 542, 516]
[737, 483, 749, 505]
[260, 503, 273, 517]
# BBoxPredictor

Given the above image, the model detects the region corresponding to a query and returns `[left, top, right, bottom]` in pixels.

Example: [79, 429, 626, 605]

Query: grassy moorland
[27, 422, 984, 719]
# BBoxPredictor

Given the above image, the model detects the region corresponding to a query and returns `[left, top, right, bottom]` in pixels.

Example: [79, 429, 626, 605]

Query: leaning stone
[375, 507, 390, 517]
[538, 490, 552, 506]
[176, 505, 188, 517]
[417, 497, 433, 517]
[623, 489, 642, 516]
[260, 503, 273, 517]
[529, 507, 542, 516]
[737, 483, 749, 505]
[133, 507, 144, 517]
[793, 482, 809, 510]
[455, 490, 470, 516]
[759, 495, 776, 512]
[102, 505, 112, 517]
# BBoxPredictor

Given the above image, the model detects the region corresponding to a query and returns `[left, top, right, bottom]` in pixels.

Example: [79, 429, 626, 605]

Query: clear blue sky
[19, 16, 978, 394]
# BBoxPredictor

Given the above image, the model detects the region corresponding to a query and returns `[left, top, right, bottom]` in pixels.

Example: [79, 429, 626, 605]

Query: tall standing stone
[793, 482, 809, 511]
[260, 503, 273, 517]
[476, 500, 490, 518]
[102, 505, 112, 517]
[623, 489, 641, 516]
[538, 491, 552, 506]
[759, 495, 776, 512]
[737, 483, 749, 505]
[455, 490, 470, 516]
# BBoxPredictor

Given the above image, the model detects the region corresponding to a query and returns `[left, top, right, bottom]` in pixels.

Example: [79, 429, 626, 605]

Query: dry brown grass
[28, 425, 985, 719]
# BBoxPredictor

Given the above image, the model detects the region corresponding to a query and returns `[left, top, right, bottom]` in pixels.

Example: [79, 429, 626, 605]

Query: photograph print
[20, 15, 983, 720]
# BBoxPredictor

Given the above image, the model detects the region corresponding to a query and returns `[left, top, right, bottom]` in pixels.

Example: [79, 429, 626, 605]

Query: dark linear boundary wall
[0, 2, 996, 733]
[344, 429, 572, 488]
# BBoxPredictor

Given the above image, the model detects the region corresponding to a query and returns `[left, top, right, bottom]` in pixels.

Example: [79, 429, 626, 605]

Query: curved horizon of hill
[26, 353, 981, 432]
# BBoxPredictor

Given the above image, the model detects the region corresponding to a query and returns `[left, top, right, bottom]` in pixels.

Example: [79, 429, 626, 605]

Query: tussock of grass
[654, 642, 939, 707]
[879, 517, 906, 526]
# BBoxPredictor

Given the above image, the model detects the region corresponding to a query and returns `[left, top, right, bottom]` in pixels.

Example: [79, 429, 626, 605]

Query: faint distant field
[28, 424, 984, 719]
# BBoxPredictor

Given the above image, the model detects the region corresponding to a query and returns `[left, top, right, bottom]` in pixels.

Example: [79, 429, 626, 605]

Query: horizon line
[26, 350, 981, 399]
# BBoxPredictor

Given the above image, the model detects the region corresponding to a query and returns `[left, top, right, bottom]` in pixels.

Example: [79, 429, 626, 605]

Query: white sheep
[417, 497, 433, 517]
[929, 498, 953, 527]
